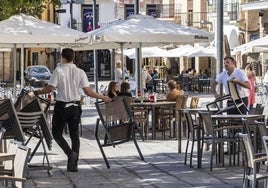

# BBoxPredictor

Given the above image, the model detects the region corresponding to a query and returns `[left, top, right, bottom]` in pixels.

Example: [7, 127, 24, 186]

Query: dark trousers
[52, 101, 82, 157]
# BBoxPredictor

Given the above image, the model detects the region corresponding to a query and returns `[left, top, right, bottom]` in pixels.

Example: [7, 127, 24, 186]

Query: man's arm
[232, 78, 250, 89]
[83, 87, 112, 103]
[33, 85, 56, 96]
[210, 80, 220, 98]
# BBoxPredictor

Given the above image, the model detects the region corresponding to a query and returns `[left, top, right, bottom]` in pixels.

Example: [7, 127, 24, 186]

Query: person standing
[211, 56, 250, 114]
[115, 61, 123, 86]
[245, 63, 256, 109]
[31, 48, 112, 172]
[142, 68, 152, 93]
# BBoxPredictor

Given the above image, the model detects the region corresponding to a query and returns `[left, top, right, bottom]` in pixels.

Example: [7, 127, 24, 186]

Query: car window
[31, 67, 49, 74]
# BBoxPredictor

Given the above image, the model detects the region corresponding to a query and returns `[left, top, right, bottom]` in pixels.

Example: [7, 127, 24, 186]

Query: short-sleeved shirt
[215, 68, 249, 98]
[115, 68, 122, 85]
[48, 63, 89, 102]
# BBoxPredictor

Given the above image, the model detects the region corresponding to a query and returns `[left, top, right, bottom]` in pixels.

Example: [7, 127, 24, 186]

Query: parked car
[24, 65, 52, 87]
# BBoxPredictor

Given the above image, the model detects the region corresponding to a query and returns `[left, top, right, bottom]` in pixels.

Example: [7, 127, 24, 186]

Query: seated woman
[166, 80, 184, 101]
[118, 82, 132, 97]
[107, 81, 119, 98]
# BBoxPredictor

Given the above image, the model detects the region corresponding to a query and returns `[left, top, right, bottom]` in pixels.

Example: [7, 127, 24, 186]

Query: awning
[241, 1, 268, 11]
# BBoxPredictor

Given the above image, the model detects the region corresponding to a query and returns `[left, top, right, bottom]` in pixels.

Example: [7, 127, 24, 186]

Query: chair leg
[131, 131, 144, 161]
[190, 140, 194, 168]
[184, 140, 189, 165]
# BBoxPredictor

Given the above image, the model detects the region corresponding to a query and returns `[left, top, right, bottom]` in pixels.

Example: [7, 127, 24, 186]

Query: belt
[56, 101, 80, 108]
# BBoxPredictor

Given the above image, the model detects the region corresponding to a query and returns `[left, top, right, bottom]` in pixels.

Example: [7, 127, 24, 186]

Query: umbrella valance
[123, 46, 169, 59]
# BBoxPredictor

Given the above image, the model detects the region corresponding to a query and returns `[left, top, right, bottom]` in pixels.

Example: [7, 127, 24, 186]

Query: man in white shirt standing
[211, 56, 250, 114]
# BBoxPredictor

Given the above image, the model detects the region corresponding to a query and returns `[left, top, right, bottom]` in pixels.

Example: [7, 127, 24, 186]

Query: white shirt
[215, 68, 249, 98]
[142, 70, 152, 89]
[48, 63, 89, 102]
[115, 68, 122, 85]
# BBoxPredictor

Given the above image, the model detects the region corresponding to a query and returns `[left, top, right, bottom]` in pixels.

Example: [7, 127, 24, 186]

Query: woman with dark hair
[107, 81, 119, 98]
[118, 82, 132, 97]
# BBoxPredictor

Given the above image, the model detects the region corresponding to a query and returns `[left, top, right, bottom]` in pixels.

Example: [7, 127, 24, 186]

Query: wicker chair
[95, 97, 144, 168]
[240, 133, 268, 188]
[158, 94, 188, 139]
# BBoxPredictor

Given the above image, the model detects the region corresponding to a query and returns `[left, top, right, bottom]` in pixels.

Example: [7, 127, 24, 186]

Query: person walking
[211, 56, 250, 114]
[115, 61, 123, 86]
[245, 63, 256, 109]
[31, 48, 111, 172]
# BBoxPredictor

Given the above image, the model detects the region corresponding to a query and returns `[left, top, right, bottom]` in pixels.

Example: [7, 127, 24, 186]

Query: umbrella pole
[20, 45, 24, 88]
[120, 43, 125, 82]
[13, 44, 17, 96]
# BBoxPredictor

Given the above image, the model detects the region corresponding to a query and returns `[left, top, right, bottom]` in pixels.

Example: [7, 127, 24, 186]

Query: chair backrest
[95, 97, 134, 144]
[184, 111, 195, 135]
[122, 96, 133, 106]
[198, 111, 214, 136]
[13, 145, 31, 188]
[249, 107, 264, 115]
[0, 99, 25, 142]
[238, 133, 255, 169]
[4, 140, 22, 171]
[262, 135, 268, 160]
[0, 127, 6, 145]
[255, 120, 268, 138]
[176, 94, 188, 110]
[190, 96, 199, 109]
[16, 111, 53, 150]
[227, 80, 240, 101]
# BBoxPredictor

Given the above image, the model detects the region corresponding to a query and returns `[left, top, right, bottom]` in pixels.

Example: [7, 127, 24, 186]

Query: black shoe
[67, 152, 78, 172]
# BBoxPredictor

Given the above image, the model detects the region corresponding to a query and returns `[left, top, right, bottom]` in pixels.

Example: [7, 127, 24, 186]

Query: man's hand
[214, 93, 220, 99]
[102, 95, 112, 103]
[28, 91, 36, 98]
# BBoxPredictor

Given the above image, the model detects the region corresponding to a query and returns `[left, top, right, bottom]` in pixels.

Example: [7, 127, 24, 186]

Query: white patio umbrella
[0, 14, 90, 88]
[123, 46, 169, 59]
[83, 15, 214, 91]
[186, 46, 216, 57]
[0, 14, 89, 48]
[166, 45, 196, 57]
[233, 35, 268, 55]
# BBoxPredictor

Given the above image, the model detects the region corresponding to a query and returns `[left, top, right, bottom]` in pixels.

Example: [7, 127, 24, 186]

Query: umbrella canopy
[166, 45, 196, 57]
[123, 46, 169, 59]
[80, 14, 214, 92]
[0, 14, 90, 48]
[233, 35, 268, 55]
[186, 46, 216, 57]
[85, 15, 214, 50]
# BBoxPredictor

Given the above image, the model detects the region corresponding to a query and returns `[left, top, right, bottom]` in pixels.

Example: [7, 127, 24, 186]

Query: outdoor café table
[131, 101, 176, 139]
[211, 114, 265, 165]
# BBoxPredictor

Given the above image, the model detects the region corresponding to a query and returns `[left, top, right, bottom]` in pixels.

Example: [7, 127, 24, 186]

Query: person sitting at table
[166, 80, 183, 101]
[107, 81, 119, 98]
[118, 82, 132, 97]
